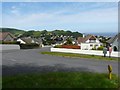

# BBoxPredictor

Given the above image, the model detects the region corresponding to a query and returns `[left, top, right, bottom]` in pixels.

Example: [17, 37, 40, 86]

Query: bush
[64, 38, 73, 45]
[20, 43, 40, 49]
[54, 45, 62, 48]
[2, 41, 20, 44]
[97, 46, 103, 50]
[92, 48, 96, 50]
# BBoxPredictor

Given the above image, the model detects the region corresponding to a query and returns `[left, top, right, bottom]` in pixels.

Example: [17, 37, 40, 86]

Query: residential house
[33, 38, 43, 47]
[77, 34, 102, 50]
[107, 33, 120, 51]
[17, 37, 43, 47]
[0, 32, 15, 42]
[54, 36, 76, 45]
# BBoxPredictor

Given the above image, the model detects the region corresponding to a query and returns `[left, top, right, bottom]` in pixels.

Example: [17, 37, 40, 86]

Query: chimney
[82, 33, 85, 38]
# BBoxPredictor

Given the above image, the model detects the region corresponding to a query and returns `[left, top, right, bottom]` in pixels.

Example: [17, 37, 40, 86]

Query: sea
[87, 32, 117, 37]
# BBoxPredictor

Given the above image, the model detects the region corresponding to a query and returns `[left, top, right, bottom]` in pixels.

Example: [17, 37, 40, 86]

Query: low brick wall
[51, 48, 119, 57]
[0, 44, 20, 51]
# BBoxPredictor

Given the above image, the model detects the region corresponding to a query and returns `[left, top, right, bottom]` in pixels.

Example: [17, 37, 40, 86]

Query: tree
[64, 38, 73, 45]
[41, 30, 47, 36]
[72, 32, 83, 38]
[33, 31, 41, 38]
[22, 31, 34, 37]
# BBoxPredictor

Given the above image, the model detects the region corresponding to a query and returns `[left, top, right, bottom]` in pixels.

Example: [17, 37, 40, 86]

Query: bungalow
[77, 34, 102, 50]
[17, 37, 43, 47]
[0, 32, 15, 42]
[107, 33, 120, 51]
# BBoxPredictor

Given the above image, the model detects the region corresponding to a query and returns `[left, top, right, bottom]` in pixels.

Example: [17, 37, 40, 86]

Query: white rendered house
[17, 38, 26, 44]
[77, 34, 102, 50]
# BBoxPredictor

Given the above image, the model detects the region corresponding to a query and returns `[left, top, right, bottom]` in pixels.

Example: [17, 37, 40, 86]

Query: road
[2, 47, 118, 76]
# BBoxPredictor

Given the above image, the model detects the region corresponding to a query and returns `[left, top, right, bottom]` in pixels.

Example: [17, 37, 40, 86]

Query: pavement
[2, 47, 118, 76]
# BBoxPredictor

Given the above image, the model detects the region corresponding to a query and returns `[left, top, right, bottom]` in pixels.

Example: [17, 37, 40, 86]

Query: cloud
[10, 6, 20, 15]
[2, 3, 118, 32]
[11, 10, 19, 15]
[3, 7, 117, 24]
[11, 6, 16, 9]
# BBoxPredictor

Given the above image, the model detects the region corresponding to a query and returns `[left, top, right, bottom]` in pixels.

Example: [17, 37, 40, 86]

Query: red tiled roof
[0, 32, 15, 41]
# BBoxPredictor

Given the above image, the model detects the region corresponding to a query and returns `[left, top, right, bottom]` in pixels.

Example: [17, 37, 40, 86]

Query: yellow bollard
[108, 65, 112, 80]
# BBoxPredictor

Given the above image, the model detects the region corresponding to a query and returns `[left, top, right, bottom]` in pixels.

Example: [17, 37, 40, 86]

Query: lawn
[2, 72, 119, 88]
[41, 52, 118, 61]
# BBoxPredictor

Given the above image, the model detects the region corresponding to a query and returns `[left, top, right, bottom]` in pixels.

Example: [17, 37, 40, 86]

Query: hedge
[54, 45, 62, 48]
[1, 41, 20, 44]
[20, 43, 40, 49]
[97, 46, 103, 50]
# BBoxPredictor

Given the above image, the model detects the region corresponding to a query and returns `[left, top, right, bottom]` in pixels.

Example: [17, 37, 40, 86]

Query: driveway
[2, 47, 118, 76]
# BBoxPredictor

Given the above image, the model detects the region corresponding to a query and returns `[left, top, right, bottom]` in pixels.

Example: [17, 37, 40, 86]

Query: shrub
[92, 48, 96, 50]
[64, 38, 73, 45]
[54, 45, 62, 48]
[2, 41, 20, 44]
[20, 43, 40, 49]
[97, 46, 103, 50]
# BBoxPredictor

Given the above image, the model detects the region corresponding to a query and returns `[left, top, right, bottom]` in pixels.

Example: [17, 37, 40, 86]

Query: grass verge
[2, 72, 119, 88]
[41, 52, 118, 61]
[0, 77, 2, 89]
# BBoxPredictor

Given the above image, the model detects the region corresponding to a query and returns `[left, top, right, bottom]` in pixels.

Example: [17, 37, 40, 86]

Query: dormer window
[89, 36, 96, 43]
[89, 40, 96, 43]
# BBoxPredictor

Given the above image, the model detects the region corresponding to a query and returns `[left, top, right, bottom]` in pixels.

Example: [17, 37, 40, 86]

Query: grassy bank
[2, 72, 119, 88]
[41, 52, 118, 61]
[0, 77, 2, 89]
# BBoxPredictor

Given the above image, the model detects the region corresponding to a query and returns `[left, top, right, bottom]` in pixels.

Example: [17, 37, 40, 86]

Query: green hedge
[97, 46, 103, 50]
[92, 46, 103, 50]
[1, 41, 20, 44]
[20, 43, 40, 49]
[54, 45, 62, 48]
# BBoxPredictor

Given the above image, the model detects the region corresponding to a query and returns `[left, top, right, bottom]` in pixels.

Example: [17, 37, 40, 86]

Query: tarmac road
[2, 47, 118, 76]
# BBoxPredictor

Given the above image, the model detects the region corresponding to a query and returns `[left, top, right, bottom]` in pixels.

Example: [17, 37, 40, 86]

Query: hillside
[0, 28, 83, 38]
[0, 28, 26, 36]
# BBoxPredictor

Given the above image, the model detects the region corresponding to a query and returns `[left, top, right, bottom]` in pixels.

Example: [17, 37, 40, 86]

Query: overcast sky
[2, 2, 118, 33]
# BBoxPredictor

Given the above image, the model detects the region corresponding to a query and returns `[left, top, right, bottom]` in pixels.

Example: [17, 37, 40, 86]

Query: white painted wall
[0, 44, 20, 51]
[81, 43, 102, 50]
[17, 38, 26, 44]
[96, 39, 100, 43]
[51, 48, 119, 57]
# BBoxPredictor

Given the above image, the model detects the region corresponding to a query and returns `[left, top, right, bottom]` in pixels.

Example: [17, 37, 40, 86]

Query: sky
[1, 2, 118, 33]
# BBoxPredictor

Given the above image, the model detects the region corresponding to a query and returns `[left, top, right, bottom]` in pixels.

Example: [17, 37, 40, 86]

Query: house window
[95, 44, 98, 46]
[90, 44, 93, 46]
[89, 40, 96, 43]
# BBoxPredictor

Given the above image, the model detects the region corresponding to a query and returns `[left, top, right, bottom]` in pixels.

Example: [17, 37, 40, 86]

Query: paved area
[2, 47, 118, 76]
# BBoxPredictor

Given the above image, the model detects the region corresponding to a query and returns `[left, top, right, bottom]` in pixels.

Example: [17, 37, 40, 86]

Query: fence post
[108, 65, 112, 79]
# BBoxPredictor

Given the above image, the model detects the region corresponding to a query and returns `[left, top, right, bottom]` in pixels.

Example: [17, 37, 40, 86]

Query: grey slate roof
[107, 33, 120, 44]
